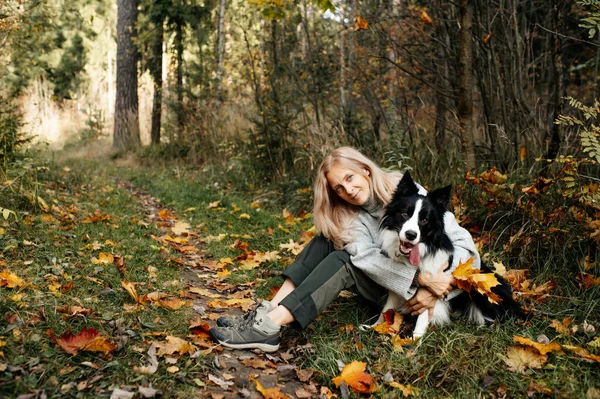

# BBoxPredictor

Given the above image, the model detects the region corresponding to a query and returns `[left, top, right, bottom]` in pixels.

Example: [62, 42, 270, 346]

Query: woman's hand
[406, 288, 437, 320]
[418, 267, 454, 299]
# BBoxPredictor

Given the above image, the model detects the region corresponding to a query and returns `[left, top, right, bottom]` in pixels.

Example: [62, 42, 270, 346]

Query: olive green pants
[279, 234, 387, 329]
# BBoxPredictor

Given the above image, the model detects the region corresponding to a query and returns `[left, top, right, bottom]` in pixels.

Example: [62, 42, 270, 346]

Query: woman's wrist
[417, 271, 431, 287]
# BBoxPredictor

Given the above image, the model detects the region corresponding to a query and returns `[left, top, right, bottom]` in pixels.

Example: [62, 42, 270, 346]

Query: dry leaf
[0, 269, 25, 288]
[91, 252, 114, 265]
[452, 257, 502, 303]
[504, 346, 547, 373]
[279, 239, 304, 256]
[254, 379, 290, 399]
[482, 32, 493, 44]
[171, 221, 191, 235]
[332, 361, 377, 393]
[50, 328, 115, 355]
[154, 336, 197, 357]
[389, 382, 420, 397]
[121, 281, 139, 303]
[513, 336, 561, 355]
[420, 9, 432, 25]
[355, 15, 368, 31]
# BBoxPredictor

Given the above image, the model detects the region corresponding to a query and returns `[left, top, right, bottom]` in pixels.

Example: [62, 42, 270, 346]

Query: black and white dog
[375, 172, 521, 339]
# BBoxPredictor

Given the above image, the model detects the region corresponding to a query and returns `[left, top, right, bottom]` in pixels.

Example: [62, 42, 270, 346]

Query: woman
[209, 147, 479, 352]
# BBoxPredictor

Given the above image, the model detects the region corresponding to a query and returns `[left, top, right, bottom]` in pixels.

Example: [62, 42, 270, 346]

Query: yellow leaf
[37, 196, 49, 212]
[452, 257, 502, 304]
[254, 379, 291, 398]
[239, 213, 250, 219]
[332, 361, 377, 393]
[154, 336, 196, 357]
[167, 366, 180, 373]
[391, 335, 414, 352]
[121, 280, 139, 303]
[389, 382, 420, 397]
[513, 336, 562, 355]
[188, 287, 222, 298]
[277, 224, 291, 234]
[91, 252, 114, 265]
[219, 257, 234, 265]
[217, 269, 231, 280]
[171, 221, 191, 236]
[207, 201, 221, 209]
[0, 269, 25, 288]
[279, 239, 304, 256]
[420, 9, 433, 25]
[505, 346, 547, 373]
[231, 204, 240, 212]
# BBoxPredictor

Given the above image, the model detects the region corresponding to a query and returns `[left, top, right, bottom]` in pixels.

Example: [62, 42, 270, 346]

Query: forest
[1, 0, 600, 398]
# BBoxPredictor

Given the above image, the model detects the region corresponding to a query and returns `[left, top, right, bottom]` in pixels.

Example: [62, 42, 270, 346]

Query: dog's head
[380, 172, 451, 265]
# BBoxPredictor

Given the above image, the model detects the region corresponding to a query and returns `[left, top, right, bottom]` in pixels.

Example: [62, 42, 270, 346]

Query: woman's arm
[345, 215, 419, 301]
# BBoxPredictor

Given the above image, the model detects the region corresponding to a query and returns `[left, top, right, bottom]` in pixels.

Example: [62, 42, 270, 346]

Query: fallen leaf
[420, 9, 432, 25]
[550, 317, 572, 335]
[355, 15, 368, 31]
[279, 239, 304, 256]
[92, 252, 114, 265]
[207, 201, 221, 209]
[121, 281, 139, 303]
[134, 344, 159, 374]
[50, 328, 115, 355]
[452, 257, 502, 303]
[171, 221, 191, 235]
[154, 336, 197, 357]
[504, 346, 547, 373]
[0, 269, 25, 288]
[254, 379, 290, 398]
[513, 336, 562, 355]
[332, 361, 377, 393]
[389, 382, 420, 397]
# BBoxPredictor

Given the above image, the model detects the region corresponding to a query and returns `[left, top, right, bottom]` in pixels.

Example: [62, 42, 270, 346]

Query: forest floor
[0, 149, 599, 398]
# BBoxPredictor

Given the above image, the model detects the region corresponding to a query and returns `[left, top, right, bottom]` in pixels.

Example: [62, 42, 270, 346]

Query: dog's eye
[421, 218, 429, 225]
[400, 212, 408, 219]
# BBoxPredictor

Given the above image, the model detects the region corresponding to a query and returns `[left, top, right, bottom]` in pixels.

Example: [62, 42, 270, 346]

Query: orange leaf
[420, 9, 433, 25]
[332, 361, 377, 393]
[482, 32, 493, 44]
[254, 379, 291, 399]
[154, 336, 197, 357]
[355, 15, 368, 31]
[50, 328, 115, 355]
[451, 258, 502, 304]
[549, 317, 572, 335]
[513, 336, 562, 355]
[158, 297, 189, 310]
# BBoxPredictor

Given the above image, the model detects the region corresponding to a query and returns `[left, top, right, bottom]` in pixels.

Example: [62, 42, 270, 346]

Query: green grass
[1, 155, 599, 398]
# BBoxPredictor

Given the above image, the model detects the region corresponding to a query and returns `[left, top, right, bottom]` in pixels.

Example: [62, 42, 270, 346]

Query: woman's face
[326, 164, 371, 206]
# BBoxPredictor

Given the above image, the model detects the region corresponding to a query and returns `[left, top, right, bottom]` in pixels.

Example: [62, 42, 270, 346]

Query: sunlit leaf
[389, 382, 420, 397]
[513, 336, 562, 355]
[254, 379, 291, 399]
[154, 336, 197, 357]
[332, 361, 377, 393]
[0, 269, 25, 288]
[505, 345, 547, 373]
[452, 257, 502, 303]
[50, 328, 115, 355]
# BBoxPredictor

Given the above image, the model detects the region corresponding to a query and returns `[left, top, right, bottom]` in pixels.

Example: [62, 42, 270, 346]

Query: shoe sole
[209, 329, 280, 352]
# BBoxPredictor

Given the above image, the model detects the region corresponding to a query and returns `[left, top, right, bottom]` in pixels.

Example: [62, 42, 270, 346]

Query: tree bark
[150, 19, 164, 145]
[113, 0, 141, 151]
[175, 19, 184, 134]
[214, 0, 226, 100]
[458, 0, 475, 169]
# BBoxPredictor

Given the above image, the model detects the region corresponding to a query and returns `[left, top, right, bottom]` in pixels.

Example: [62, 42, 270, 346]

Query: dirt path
[118, 181, 323, 399]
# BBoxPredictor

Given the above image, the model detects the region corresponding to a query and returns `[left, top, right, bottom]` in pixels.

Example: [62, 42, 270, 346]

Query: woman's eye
[335, 187, 343, 193]
[347, 175, 354, 181]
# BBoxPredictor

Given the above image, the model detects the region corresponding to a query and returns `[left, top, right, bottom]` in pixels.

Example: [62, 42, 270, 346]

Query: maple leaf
[420, 9, 433, 25]
[50, 328, 115, 355]
[503, 269, 529, 290]
[513, 336, 562, 355]
[452, 258, 502, 304]
[332, 361, 377, 393]
[576, 272, 600, 290]
[373, 309, 404, 335]
[505, 346, 547, 373]
[0, 269, 25, 288]
[154, 336, 197, 357]
[279, 239, 304, 256]
[254, 379, 291, 399]
[391, 335, 414, 352]
[355, 15, 368, 31]
[549, 317, 572, 335]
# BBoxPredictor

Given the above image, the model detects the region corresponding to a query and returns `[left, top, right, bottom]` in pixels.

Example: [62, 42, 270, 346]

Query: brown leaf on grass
[56, 305, 93, 318]
[518, 280, 556, 302]
[503, 269, 529, 290]
[254, 379, 290, 399]
[188, 287, 222, 298]
[391, 335, 414, 352]
[550, 317, 572, 335]
[154, 336, 197, 357]
[82, 210, 112, 224]
[576, 272, 600, 290]
[527, 380, 553, 397]
[332, 361, 377, 394]
[158, 297, 189, 310]
[452, 257, 502, 304]
[189, 320, 211, 340]
[513, 336, 562, 355]
[158, 209, 176, 220]
[279, 239, 304, 256]
[171, 221, 191, 235]
[562, 345, 600, 363]
[504, 346, 547, 373]
[296, 369, 314, 382]
[49, 328, 115, 355]
[241, 357, 276, 370]
[113, 255, 126, 275]
[0, 269, 25, 288]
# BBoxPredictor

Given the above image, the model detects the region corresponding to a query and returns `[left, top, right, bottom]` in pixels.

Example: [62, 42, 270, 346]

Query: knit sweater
[344, 192, 481, 301]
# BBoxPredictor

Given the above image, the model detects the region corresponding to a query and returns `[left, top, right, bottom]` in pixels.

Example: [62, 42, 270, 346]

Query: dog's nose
[405, 230, 417, 241]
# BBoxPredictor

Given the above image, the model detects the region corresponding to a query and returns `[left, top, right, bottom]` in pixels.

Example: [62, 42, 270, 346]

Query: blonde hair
[313, 147, 402, 249]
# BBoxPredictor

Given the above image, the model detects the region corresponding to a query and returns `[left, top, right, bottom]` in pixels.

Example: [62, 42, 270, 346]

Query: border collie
[375, 172, 521, 339]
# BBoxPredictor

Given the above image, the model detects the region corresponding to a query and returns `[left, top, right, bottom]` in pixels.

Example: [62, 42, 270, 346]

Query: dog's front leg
[413, 310, 430, 339]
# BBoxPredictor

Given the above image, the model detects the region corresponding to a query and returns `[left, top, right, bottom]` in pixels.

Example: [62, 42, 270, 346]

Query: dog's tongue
[409, 244, 420, 266]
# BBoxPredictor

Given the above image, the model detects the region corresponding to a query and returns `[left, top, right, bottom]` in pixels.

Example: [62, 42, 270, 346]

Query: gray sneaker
[216, 300, 273, 327]
[209, 311, 281, 352]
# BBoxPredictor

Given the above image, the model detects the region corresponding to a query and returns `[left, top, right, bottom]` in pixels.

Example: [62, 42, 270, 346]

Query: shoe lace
[237, 308, 259, 331]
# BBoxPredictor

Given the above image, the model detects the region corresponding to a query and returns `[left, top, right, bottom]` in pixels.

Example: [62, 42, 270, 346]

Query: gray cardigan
[345, 200, 481, 301]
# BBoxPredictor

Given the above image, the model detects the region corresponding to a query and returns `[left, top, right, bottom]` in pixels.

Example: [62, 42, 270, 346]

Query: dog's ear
[429, 184, 452, 210]
[394, 171, 419, 198]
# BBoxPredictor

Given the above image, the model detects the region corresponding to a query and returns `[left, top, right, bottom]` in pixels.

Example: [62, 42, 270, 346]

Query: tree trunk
[113, 0, 140, 151]
[150, 19, 164, 145]
[174, 19, 184, 135]
[458, 0, 475, 169]
[215, 0, 226, 100]
[545, 0, 565, 160]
